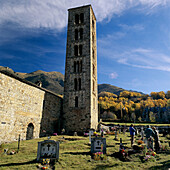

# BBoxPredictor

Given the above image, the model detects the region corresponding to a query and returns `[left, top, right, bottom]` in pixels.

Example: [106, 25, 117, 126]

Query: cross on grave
[114, 131, 118, 141]
[116, 138, 127, 151]
[47, 144, 51, 151]
[141, 127, 144, 140]
[89, 130, 94, 143]
[37, 140, 59, 161]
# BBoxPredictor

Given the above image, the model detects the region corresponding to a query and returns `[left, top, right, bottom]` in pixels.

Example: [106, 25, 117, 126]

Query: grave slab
[37, 140, 59, 161]
[91, 137, 106, 154]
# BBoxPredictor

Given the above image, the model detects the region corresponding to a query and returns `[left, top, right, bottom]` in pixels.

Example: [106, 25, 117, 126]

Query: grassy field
[102, 122, 170, 127]
[0, 132, 170, 170]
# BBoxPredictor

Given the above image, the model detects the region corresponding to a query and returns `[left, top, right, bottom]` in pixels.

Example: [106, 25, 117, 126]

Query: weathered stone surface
[0, 72, 62, 144]
[63, 5, 98, 132]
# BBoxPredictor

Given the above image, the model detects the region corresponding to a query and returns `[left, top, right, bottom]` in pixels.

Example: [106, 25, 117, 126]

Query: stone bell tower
[63, 5, 98, 133]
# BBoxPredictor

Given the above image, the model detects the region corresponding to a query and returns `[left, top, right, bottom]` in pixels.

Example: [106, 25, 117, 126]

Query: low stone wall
[0, 72, 63, 144]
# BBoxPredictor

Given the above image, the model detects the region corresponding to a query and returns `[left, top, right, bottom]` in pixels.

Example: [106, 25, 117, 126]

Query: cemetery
[0, 123, 170, 169]
[0, 4, 170, 170]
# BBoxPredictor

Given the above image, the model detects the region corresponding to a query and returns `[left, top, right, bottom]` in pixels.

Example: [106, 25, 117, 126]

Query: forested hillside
[99, 91, 170, 123]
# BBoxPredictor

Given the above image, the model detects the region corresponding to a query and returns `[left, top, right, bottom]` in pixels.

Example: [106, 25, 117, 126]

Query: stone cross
[119, 138, 123, 151]
[114, 130, 118, 140]
[119, 126, 121, 133]
[141, 127, 144, 140]
[89, 130, 93, 143]
[101, 129, 104, 137]
[47, 144, 51, 151]
[115, 138, 127, 151]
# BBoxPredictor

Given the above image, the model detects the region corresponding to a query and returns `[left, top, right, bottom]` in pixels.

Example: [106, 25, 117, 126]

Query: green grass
[0, 133, 170, 170]
[102, 122, 170, 127]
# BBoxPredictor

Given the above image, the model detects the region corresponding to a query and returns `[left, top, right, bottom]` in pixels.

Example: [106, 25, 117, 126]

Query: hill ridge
[0, 66, 144, 95]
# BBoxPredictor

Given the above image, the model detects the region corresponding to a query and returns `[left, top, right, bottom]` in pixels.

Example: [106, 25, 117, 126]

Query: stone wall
[0, 72, 62, 144]
[40, 92, 63, 136]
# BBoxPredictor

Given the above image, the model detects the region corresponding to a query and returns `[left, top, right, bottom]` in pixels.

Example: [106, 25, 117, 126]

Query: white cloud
[109, 72, 118, 79]
[0, 0, 169, 30]
[117, 48, 170, 72]
[119, 24, 144, 31]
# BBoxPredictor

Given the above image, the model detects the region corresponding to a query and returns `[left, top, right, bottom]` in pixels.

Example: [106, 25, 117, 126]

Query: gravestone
[89, 130, 94, 143]
[119, 126, 121, 133]
[37, 140, 59, 161]
[91, 137, 106, 154]
[114, 130, 118, 141]
[74, 132, 77, 136]
[101, 129, 104, 137]
[141, 127, 144, 140]
[4, 149, 8, 155]
[136, 128, 139, 135]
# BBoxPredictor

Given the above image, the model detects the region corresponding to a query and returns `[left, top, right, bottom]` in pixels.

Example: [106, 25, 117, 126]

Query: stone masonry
[63, 5, 98, 133]
[0, 71, 62, 143]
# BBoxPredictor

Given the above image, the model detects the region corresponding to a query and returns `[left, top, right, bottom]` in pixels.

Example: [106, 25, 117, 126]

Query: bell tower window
[80, 13, 84, 23]
[79, 45, 82, 55]
[74, 45, 78, 56]
[74, 78, 77, 90]
[75, 14, 79, 24]
[80, 28, 83, 40]
[75, 29, 78, 40]
[75, 96, 78, 107]
[79, 78, 81, 90]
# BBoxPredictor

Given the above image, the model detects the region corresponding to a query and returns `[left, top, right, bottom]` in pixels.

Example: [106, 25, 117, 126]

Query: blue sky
[0, 0, 170, 94]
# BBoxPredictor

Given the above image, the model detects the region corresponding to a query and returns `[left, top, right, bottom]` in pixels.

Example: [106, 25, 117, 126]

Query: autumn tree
[166, 91, 170, 99]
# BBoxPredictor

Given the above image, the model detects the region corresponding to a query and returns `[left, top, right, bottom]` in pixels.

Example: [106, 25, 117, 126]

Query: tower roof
[68, 4, 96, 20]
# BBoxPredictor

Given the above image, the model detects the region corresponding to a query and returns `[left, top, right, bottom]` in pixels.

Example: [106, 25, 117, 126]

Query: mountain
[0, 66, 144, 96]
[0, 66, 64, 95]
[98, 84, 125, 96]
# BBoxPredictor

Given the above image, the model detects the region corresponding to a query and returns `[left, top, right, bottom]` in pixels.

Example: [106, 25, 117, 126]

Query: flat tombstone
[37, 140, 59, 161]
[91, 137, 106, 154]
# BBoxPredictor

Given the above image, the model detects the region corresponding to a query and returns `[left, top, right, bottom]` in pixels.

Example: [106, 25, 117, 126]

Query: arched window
[75, 96, 78, 107]
[92, 34, 95, 44]
[79, 78, 81, 90]
[26, 123, 34, 140]
[74, 61, 76, 72]
[75, 14, 79, 24]
[77, 61, 79, 72]
[92, 20, 95, 29]
[93, 80, 95, 92]
[93, 50, 95, 59]
[74, 45, 78, 56]
[75, 29, 78, 40]
[74, 78, 77, 90]
[80, 13, 84, 23]
[79, 45, 82, 55]
[93, 64, 95, 75]
[80, 28, 83, 40]
[80, 60, 82, 72]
